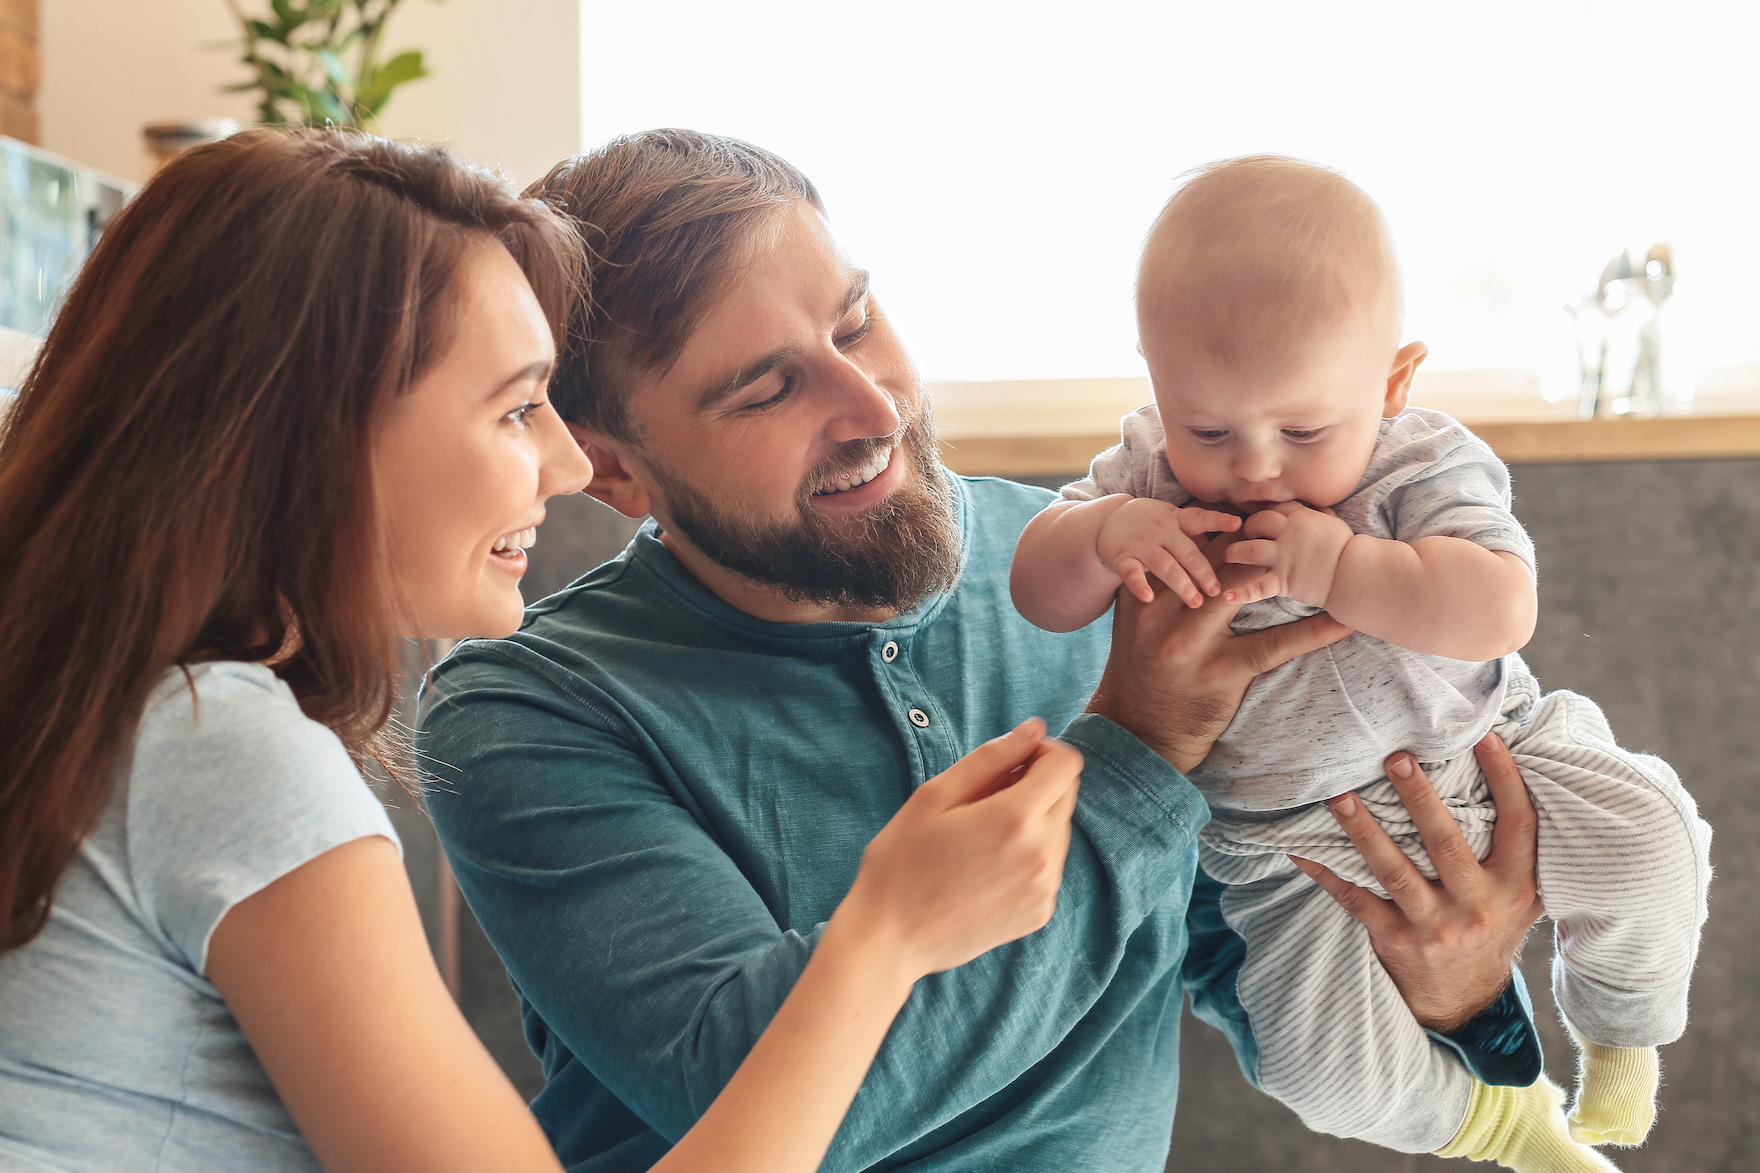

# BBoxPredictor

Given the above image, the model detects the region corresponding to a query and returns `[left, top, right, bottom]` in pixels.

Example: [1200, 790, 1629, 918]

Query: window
[580, 1, 1759, 402]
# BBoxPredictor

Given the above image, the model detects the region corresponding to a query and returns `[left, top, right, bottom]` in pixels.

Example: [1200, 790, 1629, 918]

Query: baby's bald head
[1138, 156, 1401, 373]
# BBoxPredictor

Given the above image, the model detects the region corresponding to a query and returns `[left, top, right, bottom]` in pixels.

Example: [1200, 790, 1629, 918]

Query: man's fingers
[1476, 732, 1542, 908]
[1231, 611, 1352, 674]
[1328, 790, 1438, 921]
[1290, 855, 1403, 936]
[1382, 753, 1483, 892]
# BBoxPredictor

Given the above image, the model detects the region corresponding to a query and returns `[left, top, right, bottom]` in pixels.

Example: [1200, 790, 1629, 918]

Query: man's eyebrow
[488, 360, 553, 400]
[694, 270, 874, 413]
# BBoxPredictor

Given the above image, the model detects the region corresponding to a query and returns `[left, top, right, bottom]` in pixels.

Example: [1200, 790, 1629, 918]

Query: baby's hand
[1222, 502, 1354, 606]
[1096, 498, 1243, 608]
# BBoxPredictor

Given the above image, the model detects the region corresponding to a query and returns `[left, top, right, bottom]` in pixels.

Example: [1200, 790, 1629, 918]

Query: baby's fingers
[1221, 570, 1279, 605]
[1142, 554, 1203, 608]
[1161, 535, 1221, 600]
[1115, 558, 1156, 605]
[1178, 507, 1243, 537]
[1223, 538, 1279, 569]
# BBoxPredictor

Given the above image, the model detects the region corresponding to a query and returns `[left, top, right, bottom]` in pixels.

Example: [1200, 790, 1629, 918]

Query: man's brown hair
[526, 128, 823, 439]
[0, 128, 582, 952]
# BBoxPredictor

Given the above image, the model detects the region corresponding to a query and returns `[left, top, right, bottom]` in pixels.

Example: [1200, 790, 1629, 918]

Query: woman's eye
[505, 401, 543, 428]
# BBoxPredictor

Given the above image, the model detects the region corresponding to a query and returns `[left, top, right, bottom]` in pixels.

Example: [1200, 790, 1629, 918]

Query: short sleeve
[125, 662, 399, 973]
[1061, 404, 1173, 502]
[1373, 413, 1537, 575]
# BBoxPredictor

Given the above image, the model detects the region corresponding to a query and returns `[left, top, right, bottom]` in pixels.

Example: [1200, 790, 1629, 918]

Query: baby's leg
[1501, 688, 1712, 1144]
[1222, 867, 1477, 1152]
[1225, 866, 1624, 1172]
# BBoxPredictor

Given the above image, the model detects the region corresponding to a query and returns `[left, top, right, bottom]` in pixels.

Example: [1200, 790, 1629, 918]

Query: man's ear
[566, 421, 652, 520]
[1384, 341, 1428, 417]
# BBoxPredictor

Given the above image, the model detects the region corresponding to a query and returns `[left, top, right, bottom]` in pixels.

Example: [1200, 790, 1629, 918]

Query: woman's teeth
[816, 446, 895, 495]
[491, 528, 537, 556]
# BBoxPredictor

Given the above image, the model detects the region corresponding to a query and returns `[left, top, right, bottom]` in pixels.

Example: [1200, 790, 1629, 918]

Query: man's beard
[645, 401, 962, 613]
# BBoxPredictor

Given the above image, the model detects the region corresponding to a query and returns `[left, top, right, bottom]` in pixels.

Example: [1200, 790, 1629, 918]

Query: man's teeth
[817, 446, 894, 495]
[492, 527, 537, 554]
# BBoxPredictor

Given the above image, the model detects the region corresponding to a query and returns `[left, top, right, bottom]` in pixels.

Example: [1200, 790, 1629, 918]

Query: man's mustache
[799, 398, 923, 500]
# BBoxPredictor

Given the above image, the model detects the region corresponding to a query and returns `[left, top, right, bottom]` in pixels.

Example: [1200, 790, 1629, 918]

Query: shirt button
[908, 708, 930, 728]
[882, 641, 899, 663]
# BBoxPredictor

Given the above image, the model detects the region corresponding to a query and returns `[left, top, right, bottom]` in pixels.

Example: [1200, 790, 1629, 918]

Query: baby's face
[1141, 321, 1418, 511]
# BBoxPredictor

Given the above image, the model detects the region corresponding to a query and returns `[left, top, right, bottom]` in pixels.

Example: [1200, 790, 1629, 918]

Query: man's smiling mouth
[812, 445, 895, 496]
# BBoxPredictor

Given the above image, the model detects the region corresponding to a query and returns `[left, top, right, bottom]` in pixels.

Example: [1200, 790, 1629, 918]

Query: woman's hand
[656, 718, 1081, 1173]
[1089, 533, 1352, 773]
[1290, 732, 1546, 1031]
[838, 717, 1083, 980]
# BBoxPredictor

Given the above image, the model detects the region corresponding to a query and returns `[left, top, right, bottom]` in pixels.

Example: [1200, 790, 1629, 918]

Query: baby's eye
[1282, 428, 1323, 441]
[1189, 428, 1230, 443]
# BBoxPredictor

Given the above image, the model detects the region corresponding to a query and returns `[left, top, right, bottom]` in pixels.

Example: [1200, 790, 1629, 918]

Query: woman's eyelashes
[504, 400, 544, 428]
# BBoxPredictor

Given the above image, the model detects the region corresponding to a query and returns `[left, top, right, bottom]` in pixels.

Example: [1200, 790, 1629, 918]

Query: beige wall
[38, 0, 579, 186]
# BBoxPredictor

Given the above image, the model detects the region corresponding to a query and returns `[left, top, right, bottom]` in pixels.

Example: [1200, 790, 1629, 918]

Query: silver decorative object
[1567, 244, 1677, 420]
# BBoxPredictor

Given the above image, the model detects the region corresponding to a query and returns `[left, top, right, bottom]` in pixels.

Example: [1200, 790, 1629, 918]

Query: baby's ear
[1384, 341, 1428, 417]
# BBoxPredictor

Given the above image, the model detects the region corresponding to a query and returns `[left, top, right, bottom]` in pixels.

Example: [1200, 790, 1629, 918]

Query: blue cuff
[1425, 966, 1544, 1087]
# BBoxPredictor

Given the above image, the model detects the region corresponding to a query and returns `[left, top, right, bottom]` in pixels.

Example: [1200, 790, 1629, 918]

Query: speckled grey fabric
[1063, 406, 1535, 809]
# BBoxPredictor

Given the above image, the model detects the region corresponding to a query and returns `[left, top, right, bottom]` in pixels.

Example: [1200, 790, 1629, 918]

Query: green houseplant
[224, 0, 440, 128]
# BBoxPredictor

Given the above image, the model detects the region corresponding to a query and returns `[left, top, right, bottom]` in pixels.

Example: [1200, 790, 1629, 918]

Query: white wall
[39, 0, 579, 188]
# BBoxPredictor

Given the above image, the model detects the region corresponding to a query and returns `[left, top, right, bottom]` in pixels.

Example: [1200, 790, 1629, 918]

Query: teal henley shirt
[419, 473, 1536, 1173]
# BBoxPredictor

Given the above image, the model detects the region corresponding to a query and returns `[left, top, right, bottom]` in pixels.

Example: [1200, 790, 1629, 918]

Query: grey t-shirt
[0, 661, 398, 1172]
[1063, 405, 1537, 810]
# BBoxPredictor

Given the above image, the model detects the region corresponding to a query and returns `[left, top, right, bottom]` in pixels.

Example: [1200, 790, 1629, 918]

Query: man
[420, 130, 1543, 1172]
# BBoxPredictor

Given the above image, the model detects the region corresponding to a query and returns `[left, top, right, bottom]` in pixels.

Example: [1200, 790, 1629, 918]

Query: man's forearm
[1327, 536, 1535, 660]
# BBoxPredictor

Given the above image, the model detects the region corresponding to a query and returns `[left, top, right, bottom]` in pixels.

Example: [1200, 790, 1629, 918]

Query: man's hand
[1096, 498, 1242, 609]
[1221, 501, 1354, 606]
[1088, 533, 1352, 773]
[1290, 732, 1546, 1031]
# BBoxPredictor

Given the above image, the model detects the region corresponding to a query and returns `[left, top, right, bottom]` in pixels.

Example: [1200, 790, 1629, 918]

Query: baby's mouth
[812, 445, 896, 496]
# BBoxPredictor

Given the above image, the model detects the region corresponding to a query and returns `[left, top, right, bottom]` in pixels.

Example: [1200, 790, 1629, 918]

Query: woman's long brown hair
[0, 128, 582, 952]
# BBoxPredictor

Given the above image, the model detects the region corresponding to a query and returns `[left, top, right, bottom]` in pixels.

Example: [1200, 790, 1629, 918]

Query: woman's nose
[539, 413, 594, 497]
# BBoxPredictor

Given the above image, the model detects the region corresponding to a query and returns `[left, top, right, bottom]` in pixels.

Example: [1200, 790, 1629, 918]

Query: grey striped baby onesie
[1062, 405, 1712, 1152]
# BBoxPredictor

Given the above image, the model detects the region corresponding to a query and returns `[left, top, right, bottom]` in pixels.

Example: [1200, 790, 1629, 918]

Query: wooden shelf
[930, 377, 1760, 477]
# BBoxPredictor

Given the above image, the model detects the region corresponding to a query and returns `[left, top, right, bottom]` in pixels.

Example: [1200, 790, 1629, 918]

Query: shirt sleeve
[420, 649, 1214, 1172]
[1378, 427, 1537, 574]
[126, 663, 399, 974]
[1060, 404, 1167, 503]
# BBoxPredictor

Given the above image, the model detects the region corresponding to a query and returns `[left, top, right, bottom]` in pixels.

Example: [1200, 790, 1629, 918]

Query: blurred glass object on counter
[0, 138, 134, 341]
[1566, 244, 1680, 420]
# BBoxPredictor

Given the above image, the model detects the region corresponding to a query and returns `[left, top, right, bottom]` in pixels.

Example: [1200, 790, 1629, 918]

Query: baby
[1011, 157, 1711, 1173]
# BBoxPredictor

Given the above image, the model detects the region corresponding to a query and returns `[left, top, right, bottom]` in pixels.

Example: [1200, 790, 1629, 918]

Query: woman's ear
[1384, 341, 1428, 417]
[565, 423, 652, 519]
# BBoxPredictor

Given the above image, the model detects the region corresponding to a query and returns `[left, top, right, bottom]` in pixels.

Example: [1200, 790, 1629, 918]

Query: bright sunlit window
[579, 0, 1759, 400]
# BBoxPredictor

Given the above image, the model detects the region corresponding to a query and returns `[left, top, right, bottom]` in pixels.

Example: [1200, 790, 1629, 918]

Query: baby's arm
[1012, 495, 1242, 633]
[1222, 502, 1535, 660]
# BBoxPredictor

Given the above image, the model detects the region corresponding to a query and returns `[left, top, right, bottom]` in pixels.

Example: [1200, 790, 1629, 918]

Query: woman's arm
[206, 835, 564, 1173]
[208, 721, 1080, 1173]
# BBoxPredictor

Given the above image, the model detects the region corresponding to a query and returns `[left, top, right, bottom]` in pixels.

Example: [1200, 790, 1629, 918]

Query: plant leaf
[354, 48, 426, 111]
[316, 47, 353, 89]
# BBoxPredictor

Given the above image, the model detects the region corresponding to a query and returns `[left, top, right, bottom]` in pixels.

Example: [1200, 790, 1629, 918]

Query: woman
[0, 128, 1081, 1173]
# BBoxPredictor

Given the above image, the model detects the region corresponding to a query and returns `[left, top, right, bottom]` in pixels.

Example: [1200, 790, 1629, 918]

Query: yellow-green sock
[1566, 1025, 1658, 1146]
[1433, 1076, 1622, 1172]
